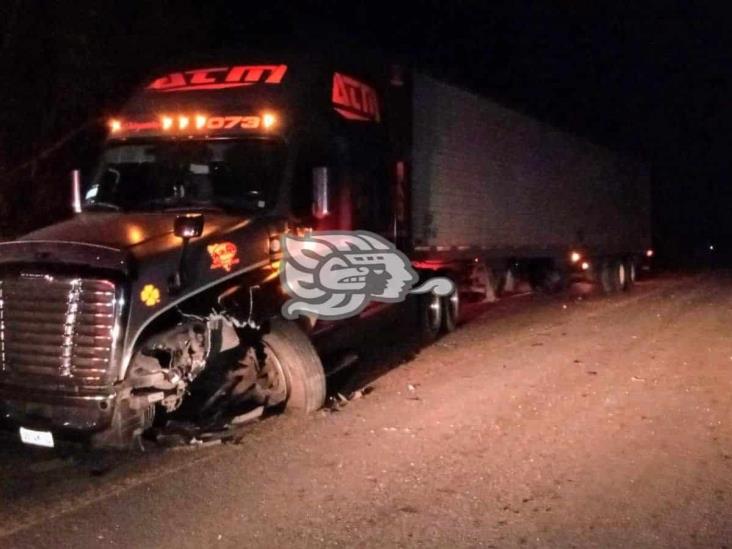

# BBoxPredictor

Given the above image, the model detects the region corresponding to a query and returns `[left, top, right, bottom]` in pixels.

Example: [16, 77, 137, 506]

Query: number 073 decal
[205, 116, 260, 130]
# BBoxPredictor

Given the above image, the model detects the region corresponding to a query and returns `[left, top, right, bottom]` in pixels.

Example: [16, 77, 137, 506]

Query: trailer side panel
[411, 74, 651, 256]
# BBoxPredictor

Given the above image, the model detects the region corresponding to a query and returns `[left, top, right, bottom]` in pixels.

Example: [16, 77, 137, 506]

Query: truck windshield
[84, 139, 284, 212]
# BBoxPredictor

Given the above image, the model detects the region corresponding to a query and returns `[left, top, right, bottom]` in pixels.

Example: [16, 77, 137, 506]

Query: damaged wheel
[261, 319, 326, 414]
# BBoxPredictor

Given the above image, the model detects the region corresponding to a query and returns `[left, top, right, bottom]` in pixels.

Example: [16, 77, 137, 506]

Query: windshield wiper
[84, 201, 121, 211]
[162, 204, 225, 213]
[135, 197, 263, 213]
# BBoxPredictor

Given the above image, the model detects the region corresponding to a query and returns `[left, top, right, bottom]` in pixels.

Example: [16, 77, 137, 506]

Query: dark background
[0, 1, 730, 265]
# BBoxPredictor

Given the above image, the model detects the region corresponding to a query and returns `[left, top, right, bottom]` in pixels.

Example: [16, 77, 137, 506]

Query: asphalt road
[1, 271, 732, 548]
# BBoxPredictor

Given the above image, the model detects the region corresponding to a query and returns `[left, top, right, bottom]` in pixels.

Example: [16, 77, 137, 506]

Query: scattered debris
[587, 371, 598, 375]
[348, 385, 374, 400]
[231, 406, 264, 425]
[631, 376, 646, 382]
[325, 395, 345, 412]
[325, 385, 375, 412]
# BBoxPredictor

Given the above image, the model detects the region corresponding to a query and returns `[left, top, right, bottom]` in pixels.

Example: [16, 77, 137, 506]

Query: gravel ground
[1, 271, 731, 548]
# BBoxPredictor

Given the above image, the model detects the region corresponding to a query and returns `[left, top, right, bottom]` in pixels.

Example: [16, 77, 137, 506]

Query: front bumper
[0, 385, 116, 434]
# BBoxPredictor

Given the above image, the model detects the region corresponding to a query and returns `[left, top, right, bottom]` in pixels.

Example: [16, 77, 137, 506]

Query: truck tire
[599, 258, 624, 294]
[418, 292, 443, 344]
[442, 288, 460, 333]
[623, 257, 636, 290]
[262, 319, 326, 414]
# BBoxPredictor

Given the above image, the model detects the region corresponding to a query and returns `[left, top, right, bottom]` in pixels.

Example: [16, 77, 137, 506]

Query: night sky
[0, 1, 730, 264]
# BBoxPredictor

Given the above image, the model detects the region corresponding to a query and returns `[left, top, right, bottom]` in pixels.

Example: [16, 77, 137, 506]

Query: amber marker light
[262, 112, 277, 129]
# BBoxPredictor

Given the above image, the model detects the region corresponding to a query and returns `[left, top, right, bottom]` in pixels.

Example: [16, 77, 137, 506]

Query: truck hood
[10, 212, 279, 374]
[21, 212, 252, 258]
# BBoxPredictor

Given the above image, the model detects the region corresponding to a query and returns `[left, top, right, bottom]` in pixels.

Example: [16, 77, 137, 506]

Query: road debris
[325, 386, 375, 412]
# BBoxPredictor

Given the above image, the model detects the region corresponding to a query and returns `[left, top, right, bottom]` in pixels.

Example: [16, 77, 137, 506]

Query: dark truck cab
[0, 58, 401, 448]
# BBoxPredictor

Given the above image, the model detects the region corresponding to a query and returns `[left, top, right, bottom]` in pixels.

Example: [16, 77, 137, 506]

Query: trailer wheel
[441, 288, 460, 333]
[623, 257, 636, 290]
[261, 319, 326, 414]
[599, 259, 624, 294]
[417, 292, 443, 343]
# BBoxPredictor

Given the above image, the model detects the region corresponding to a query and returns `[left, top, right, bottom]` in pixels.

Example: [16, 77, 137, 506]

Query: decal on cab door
[208, 242, 241, 273]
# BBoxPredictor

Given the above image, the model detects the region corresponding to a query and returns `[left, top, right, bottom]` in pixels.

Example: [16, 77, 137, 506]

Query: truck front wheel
[261, 319, 326, 414]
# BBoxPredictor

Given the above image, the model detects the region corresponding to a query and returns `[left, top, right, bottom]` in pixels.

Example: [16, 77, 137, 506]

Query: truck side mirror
[312, 166, 330, 220]
[170, 215, 205, 295]
[174, 214, 204, 239]
[71, 169, 82, 214]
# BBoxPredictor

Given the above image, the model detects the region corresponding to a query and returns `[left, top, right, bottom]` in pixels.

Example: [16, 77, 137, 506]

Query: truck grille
[0, 275, 119, 389]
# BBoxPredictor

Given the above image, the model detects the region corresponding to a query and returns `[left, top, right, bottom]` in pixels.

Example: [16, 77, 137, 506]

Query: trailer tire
[442, 288, 460, 333]
[623, 257, 636, 290]
[417, 292, 443, 344]
[262, 319, 326, 414]
[599, 259, 624, 294]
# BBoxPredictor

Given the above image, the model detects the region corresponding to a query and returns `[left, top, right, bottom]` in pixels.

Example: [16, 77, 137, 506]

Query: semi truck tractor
[0, 54, 651, 449]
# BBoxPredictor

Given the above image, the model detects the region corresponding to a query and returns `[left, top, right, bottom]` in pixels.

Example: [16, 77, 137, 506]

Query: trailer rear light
[570, 251, 582, 263]
[178, 115, 190, 130]
[109, 119, 122, 133]
[646, 249, 654, 258]
[581, 261, 590, 271]
[195, 115, 207, 129]
[262, 112, 277, 129]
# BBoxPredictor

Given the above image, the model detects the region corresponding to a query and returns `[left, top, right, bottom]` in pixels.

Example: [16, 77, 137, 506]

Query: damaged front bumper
[0, 386, 116, 434]
[0, 384, 158, 448]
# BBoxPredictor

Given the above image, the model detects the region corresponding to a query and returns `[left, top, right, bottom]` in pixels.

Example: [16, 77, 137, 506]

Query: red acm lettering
[332, 72, 381, 123]
[148, 65, 288, 92]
